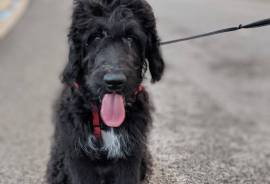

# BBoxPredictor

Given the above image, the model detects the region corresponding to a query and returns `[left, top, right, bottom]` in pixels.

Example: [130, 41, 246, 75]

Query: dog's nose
[103, 73, 127, 91]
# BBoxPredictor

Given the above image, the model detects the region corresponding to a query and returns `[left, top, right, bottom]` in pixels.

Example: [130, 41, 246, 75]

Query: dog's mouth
[100, 93, 125, 128]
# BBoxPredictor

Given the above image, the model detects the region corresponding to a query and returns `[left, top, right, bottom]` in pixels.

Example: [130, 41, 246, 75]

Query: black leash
[160, 18, 270, 46]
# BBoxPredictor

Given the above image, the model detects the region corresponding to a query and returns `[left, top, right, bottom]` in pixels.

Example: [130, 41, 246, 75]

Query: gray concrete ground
[0, 0, 270, 183]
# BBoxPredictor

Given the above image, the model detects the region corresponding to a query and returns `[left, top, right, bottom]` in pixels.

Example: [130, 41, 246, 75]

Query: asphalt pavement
[0, 0, 270, 183]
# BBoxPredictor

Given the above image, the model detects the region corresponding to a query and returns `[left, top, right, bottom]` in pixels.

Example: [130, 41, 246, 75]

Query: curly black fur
[46, 0, 164, 183]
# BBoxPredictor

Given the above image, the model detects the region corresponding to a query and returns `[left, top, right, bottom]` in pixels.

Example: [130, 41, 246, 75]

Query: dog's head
[62, 0, 164, 127]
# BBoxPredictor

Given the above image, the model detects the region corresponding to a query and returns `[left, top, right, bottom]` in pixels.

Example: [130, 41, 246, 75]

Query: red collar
[91, 105, 101, 139]
[72, 82, 144, 139]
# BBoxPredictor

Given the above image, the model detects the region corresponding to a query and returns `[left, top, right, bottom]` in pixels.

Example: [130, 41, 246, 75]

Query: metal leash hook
[160, 18, 270, 46]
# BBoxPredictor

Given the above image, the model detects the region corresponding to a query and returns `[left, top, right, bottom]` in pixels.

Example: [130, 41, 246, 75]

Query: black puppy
[46, 0, 164, 183]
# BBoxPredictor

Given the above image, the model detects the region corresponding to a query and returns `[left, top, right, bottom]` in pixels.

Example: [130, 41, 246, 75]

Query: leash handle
[160, 18, 270, 46]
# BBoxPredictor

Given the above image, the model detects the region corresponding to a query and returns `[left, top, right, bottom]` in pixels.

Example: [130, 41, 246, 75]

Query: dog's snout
[103, 73, 127, 91]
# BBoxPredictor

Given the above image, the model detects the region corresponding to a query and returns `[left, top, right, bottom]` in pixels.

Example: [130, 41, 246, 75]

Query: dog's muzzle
[103, 73, 127, 92]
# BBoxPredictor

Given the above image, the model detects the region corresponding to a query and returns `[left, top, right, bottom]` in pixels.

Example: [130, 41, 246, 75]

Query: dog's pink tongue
[101, 94, 125, 127]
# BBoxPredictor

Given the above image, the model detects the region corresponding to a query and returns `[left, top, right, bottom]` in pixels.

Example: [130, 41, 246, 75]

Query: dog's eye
[126, 36, 134, 43]
[124, 36, 135, 47]
[94, 33, 104, 41]
[87, 31, 107, 45]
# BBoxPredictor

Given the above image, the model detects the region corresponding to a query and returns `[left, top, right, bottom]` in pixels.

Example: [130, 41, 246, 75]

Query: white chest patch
[87, 128, 129, 159]
[101, 129, 123, 158]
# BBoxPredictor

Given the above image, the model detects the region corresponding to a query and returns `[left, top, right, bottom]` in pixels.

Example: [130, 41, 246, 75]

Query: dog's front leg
[68, 157, 100, 184]
[114, 158, 141, 184]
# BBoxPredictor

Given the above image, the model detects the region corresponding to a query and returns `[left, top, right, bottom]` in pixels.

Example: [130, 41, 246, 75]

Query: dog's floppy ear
[140, 4, 164, 83]
[62, 39, 82, 85]
[146, 33, 165, 83]
[62, 0, 99, 85]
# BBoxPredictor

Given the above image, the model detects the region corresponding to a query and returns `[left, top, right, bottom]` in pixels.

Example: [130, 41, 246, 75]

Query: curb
[0, 0, 29, 39]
